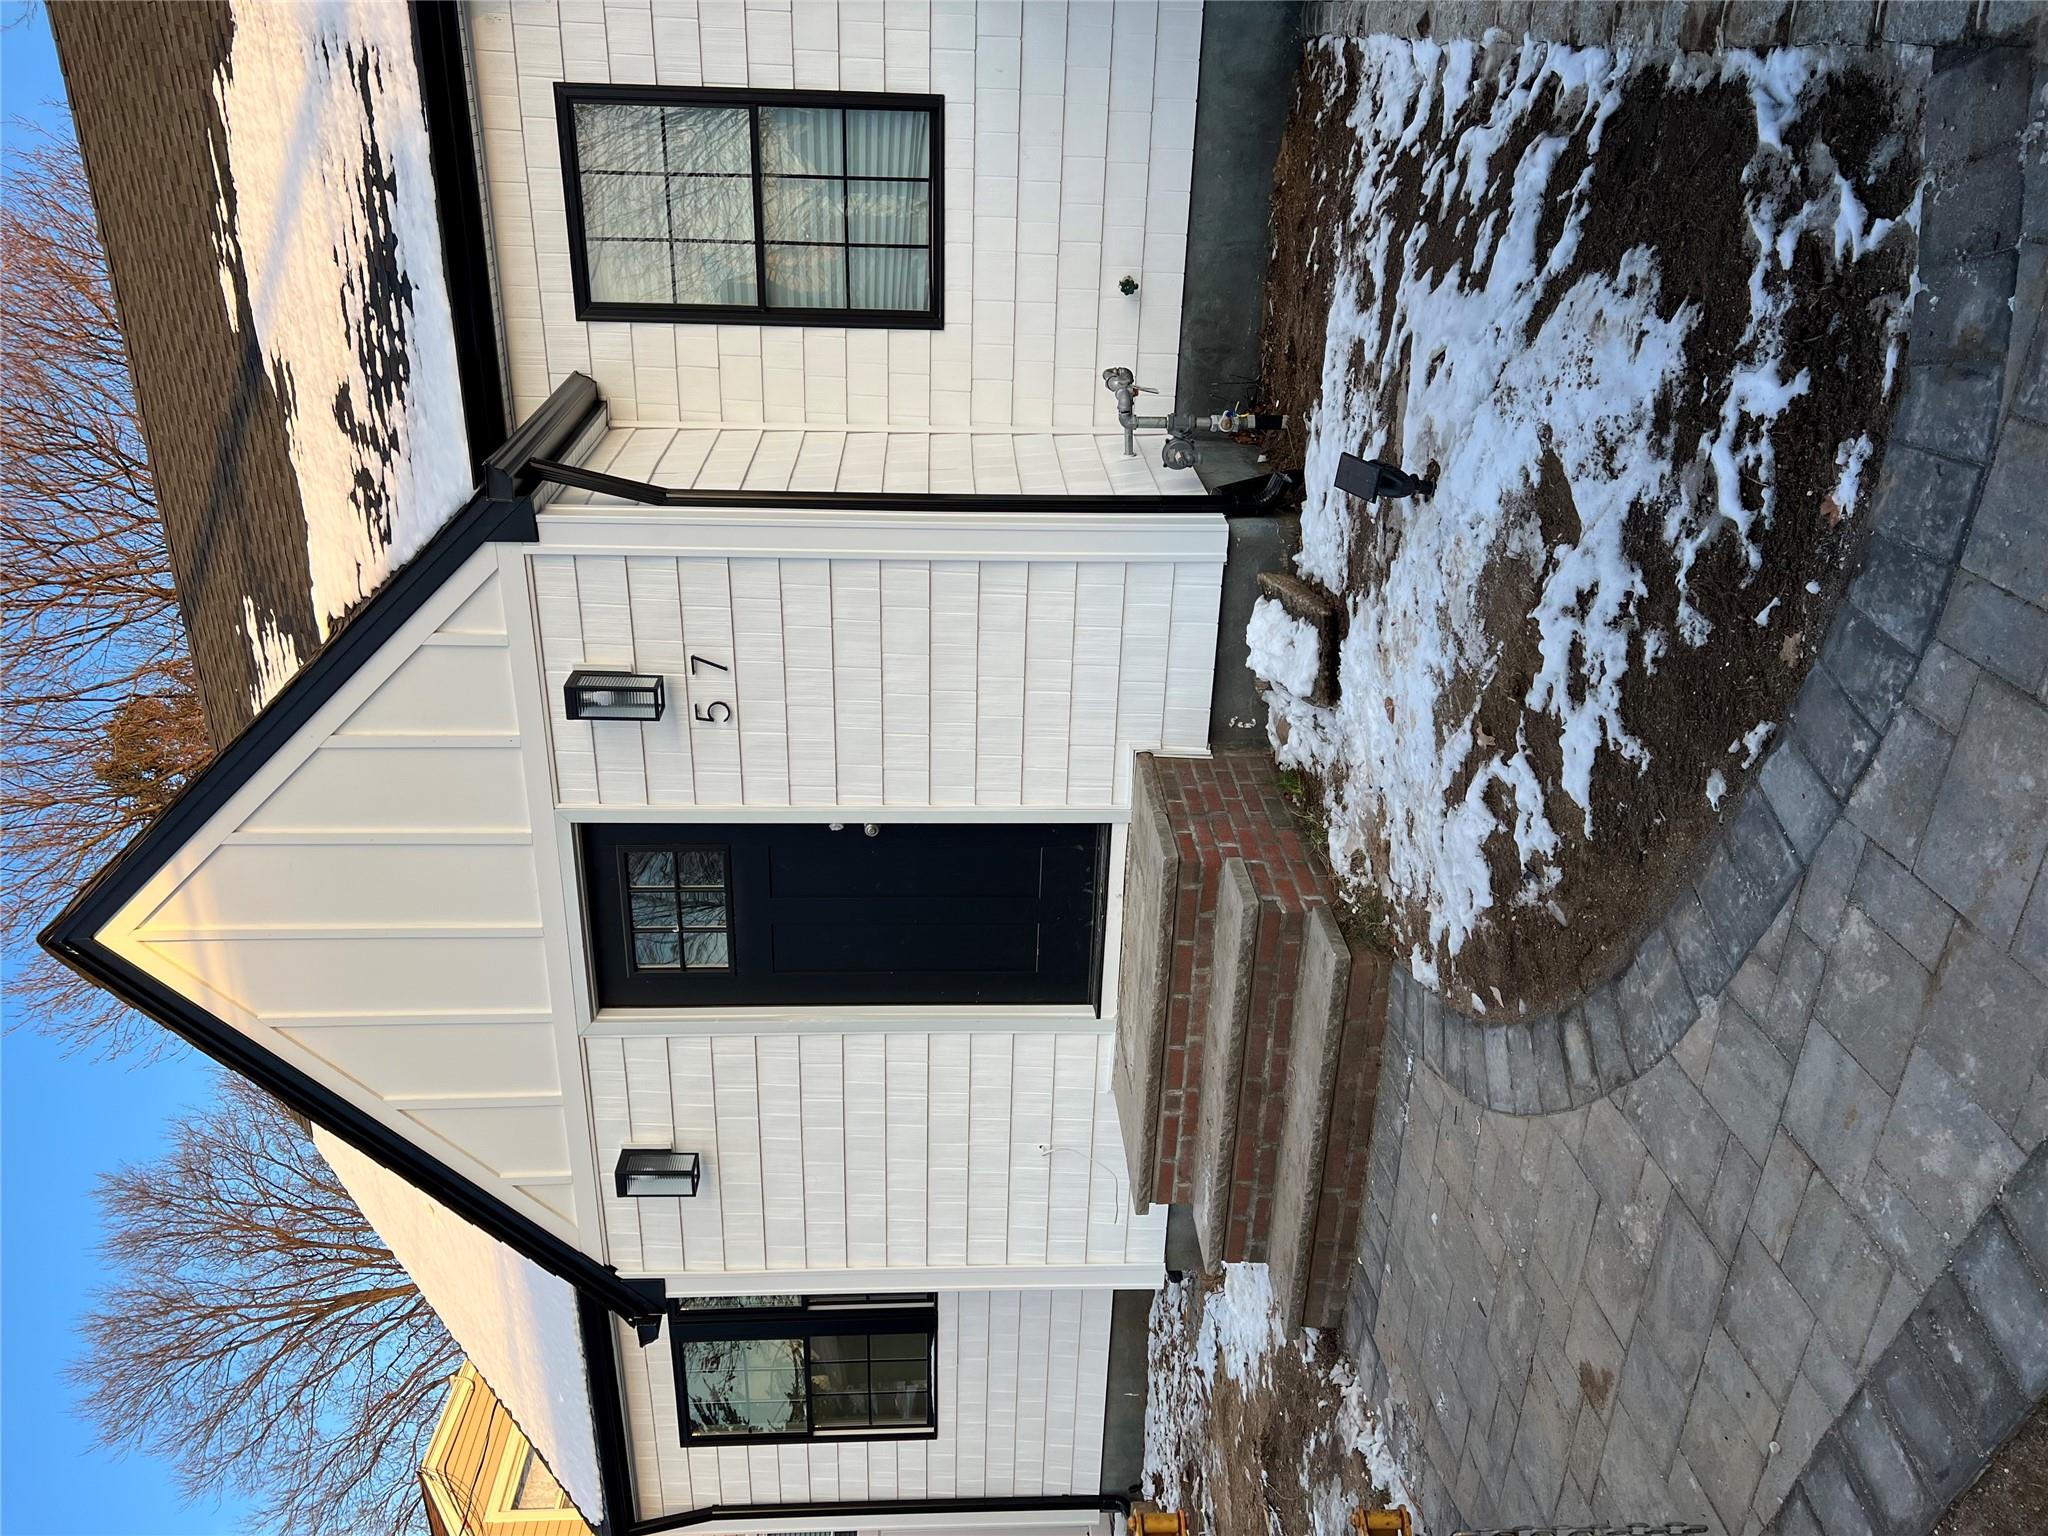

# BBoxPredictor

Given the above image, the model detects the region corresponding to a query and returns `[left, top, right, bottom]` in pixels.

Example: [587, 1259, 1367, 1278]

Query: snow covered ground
[1144, 1266, 1419, 1535]
[1259, 37, 1917, 1010]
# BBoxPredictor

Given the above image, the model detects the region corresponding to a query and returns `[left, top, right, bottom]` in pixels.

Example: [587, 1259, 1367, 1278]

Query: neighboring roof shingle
[50, 0, 321, 744]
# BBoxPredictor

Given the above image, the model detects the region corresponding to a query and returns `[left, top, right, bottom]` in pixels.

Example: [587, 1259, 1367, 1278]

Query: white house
[47, 3, 1239, 1532]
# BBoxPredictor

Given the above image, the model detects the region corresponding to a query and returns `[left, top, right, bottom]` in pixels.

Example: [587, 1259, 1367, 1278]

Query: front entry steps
[1112, 752, 1391, 1332]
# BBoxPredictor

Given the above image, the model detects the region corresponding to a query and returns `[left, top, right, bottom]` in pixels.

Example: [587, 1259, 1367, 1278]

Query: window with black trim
[668, 1296, 938, 1445]
[557, 84, 943, 326]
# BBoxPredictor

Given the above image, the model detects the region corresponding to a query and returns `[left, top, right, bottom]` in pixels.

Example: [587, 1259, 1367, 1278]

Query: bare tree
[71, 1075, 456, 1536]
[1, 118, 211, 1056]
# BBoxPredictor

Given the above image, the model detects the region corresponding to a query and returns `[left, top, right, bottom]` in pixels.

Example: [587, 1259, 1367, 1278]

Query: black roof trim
[411, 0, 510, 470]
[36, 374, 662, 1324]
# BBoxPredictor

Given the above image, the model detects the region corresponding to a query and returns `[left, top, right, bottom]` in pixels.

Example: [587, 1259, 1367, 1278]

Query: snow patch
[315, 1132, 604, 1527]
[1706, 769, 1729, 808]
[1832, 433, 1875, 518]
[1248, 596, 1323, 697]
[241, 597, 303, 710]
[209, 1, 471, 635]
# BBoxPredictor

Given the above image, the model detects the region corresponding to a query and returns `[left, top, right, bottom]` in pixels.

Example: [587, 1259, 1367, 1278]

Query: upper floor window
[557, 84, 944, 327]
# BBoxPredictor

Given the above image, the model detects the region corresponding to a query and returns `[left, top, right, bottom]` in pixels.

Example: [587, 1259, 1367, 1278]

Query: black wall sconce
[615, 1148, 702, 1198]
[566, 669, 665, 721]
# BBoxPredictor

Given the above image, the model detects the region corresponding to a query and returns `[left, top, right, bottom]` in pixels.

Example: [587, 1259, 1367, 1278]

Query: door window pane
[624, 847, 732, 974]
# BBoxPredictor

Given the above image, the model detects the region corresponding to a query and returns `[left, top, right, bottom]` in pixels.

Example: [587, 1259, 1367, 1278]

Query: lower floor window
[670, 1297, 937, 1444]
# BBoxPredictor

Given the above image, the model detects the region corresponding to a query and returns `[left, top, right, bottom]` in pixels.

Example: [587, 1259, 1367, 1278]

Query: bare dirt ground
[1142, 1270, 1403, 1536]
[1252, 39, 1921, 1015]
[1935, 1398, 2048, 1536]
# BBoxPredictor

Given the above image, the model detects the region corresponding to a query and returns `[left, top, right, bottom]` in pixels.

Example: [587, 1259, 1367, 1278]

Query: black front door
[583, 822, 1106, 1009]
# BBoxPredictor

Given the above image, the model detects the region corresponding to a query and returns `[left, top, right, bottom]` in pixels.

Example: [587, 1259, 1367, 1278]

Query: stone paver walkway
[1326, 10, 2048, 1536]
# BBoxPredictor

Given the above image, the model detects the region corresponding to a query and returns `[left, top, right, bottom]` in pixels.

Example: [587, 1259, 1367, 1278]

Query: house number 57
[689, 654, 734, 724]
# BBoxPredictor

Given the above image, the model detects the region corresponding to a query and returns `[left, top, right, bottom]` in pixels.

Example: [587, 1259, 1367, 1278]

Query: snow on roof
[208, 0, 473, 697]
[314, 1130, 604, 1528]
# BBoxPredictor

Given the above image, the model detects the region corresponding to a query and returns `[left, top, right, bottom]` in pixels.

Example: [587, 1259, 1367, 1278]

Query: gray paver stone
[1704, 1001, 1795, 1164]
[1904, 641, 1979, 734]
[1909, 250, 2019, 366]
[1708, 796, 1805, 949]
[1962, 418, 2048, 608]
[1583, 983, 1632, 1088]
[1850, 1164, 1948, 1291]
[1849, 845, 1955, 969]
[2000, 1148, 2048, 1279]
[1845, 706, 1954, 864]
[1786, 0, 1876, 46]
[1584, 1160, 1670, 1341]
[1954, 1213, 2048, 1396]
[1534, 1140, 1598, 1294]
[1891, 362, 2003, 466]
[1725, 1232, 1818, 1403]
[1824, 607, 1918, 738]
[1869, 1333, 1977, 1507]
[1793, 665, 1883, 801]
[1620, 929, 1697, 1071]
[1784, 1179, 1894, 1362]
[1508, 1021, 1540, 1115]
[1917, 678, 2048, 938]
[1561, 1008, 1598, 1100]
[1922, 41, 2035, 168]
[1862, 1269, 1917, 1371]
[1763, 928, 1826, 1062]
[1851, 536, 1955, 656]
[1759, 1379, 1833, 1526]
[1751, 1130, 1814, 1262]
[1924, 925, 2048, 1134]
[1760, 740, 1839, 863]
[1708, 1139, 1764, 1260]
[1678, 1363, 1767, 1534]
[1803, 1327, 1861, 1415]
[1936, 573, 2048, 694]
[1800, 1433, 1878, 1536]
[1533, 1016, 1570, 1113]
[1732, 951, 1781, 1020]
[1908, 1274, 2029, 1449]
[1783, 1021, 1892, 1191]
[1484, 1024, 1512, 1112]
[1813, 907, 1930, 1093]
[1670, 885, 1742, 1001]
[1871, 445, 1978, 563]
[1919, 152, 2024, 268]
[1839, 1389, 1932, 1535]
[2013, 872, 2048, 988]
[1624, 1060, 1730, 1219]
[1797, 818, 1867, 942]
[1773, 1488, 1824, 1536]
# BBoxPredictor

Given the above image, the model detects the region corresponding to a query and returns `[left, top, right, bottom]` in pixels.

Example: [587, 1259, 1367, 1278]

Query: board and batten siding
[93, 550, 590, 1244]
[467, 0, 1204, 431]
[588, 1031, 1164, 1280]
[531, 537, 1222, 810]
[613, 1288, 1114, 1520]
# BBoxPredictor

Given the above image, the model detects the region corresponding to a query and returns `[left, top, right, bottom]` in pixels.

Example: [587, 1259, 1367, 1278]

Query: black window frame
[667, 1296, 940, 1447]
[618, 843, 735, 977]
[556, 82, 946, 328]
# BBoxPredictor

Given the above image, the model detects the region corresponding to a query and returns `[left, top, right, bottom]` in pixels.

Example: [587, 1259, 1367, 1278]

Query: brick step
[1268, 909, 1391, 1333]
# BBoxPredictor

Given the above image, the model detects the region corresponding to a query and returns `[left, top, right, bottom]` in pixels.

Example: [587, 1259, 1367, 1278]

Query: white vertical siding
[467, 1, 1204, 430]
[614, 1287, 1120, 1519]
[586, 1030, 1166, 1280]
[98, 557, 586, 1244]
[534, 547, 1221, 810]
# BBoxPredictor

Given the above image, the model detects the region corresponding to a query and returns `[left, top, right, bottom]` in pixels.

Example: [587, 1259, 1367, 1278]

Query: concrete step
[1190, 859, 1260, 1265]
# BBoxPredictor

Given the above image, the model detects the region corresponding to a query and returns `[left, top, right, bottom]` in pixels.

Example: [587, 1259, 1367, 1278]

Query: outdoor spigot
[1103, 366, 1168, 457]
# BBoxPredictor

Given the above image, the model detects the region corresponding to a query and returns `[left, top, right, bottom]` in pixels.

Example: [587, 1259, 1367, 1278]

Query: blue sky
[3, 6, 253, 1531]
